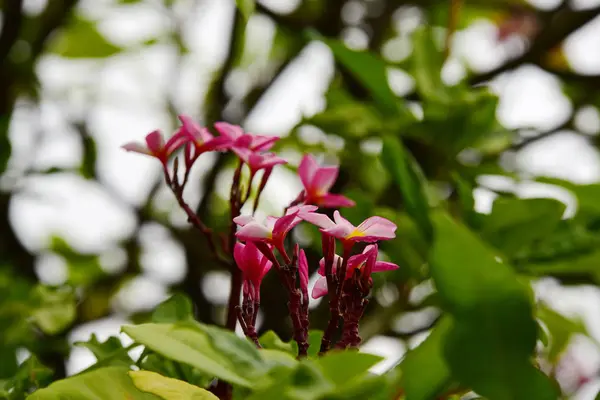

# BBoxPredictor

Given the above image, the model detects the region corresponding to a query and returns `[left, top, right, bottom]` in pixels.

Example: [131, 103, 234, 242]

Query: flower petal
[356, 216, 397, 240]
[300, 212, 336, 230]
[317, 193, 356, 208]
[233, 215, 255, 227]
[214, 122, 244, 140]
[121, 141, 152, 155]
[298, 249, 309, 291]
[318, 254, 342, 276]
[273, 212, 301, 240]
[251, 136, 279, 152]
[311, 166, 338, 195]
[311, 276, 329, 299]
[145, 130, 165, 154]
[236, 222, 272, 241]
[298, 154, 319, 191]
[373, 261, 399, 273]
[233, 242, 247, 272]
[287, 204, 318, 216]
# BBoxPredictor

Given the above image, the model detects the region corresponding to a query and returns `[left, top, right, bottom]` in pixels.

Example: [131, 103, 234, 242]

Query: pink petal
[311, 166, 338, 195]
[287, 204, 318, 216]
[259, 256, 273, 280]
[233, 215, 255, 227]
[145, 130, 165, 154]
[273, 212, 301, 240]
[164, 132, 189, 156]
[214, 122, 244, 140]
[178, 115, 202, 138]
[121, 141, 152, 155]
[236, 222, 272, 241]
[203, 135, 232, 152]
[333, 211, 356, 231]
[298, 249, 308, 291]
[300, 212, 336, 230]
[346, 252, 371, 279]
[312, 276, 329, 299]
[234, 135, 254, 149]
[356, 216, 397, 240]
[373, 261, 399, 273]
[243, 241, 264, 281]
[265, 216, 278, 231]
[232, 147, 252, 162]
[248, 153, 287, 171]
[317, 194, 356, 208]
[298, 154, 319, 190]
[322, 224, 355, 240]
[318, 254, 342, 276]
[233, 242, 247, 273]
[251, 136, 279, 151]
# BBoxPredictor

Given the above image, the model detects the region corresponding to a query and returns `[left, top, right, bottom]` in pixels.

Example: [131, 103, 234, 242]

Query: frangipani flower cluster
[122, 115, 399, 355]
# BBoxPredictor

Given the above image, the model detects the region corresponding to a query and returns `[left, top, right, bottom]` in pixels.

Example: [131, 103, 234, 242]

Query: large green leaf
[429, 212, 558, 400]
[399, 316, 453, 400]
[74, 334, 133, 370]
[1, 355, 52, 399]
[308, 32, 407, 118]
[537, 304, 589, 362]
[122, 323, 261, 388]
[411, 27, 450, 103]
[49, 16, 123, 58]
[28, 366, 160, 399]
[259, 331, 294, 355]
[152, 293, 195, 323]
[481, 197, 566, 256]
[129, 371, 218, 400]
[315, 351, 382, 386]
[381, 136, 433, 241]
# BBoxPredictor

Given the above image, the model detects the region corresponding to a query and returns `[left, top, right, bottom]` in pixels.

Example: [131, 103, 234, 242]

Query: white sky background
[6, 0, 600, 396]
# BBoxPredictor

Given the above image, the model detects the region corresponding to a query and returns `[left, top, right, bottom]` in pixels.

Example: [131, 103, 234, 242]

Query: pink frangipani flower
[178, 115, 231, 155]
[298, 154, 355, 208]
[214, 122, 279, 152]
[234, 205, 317, 261]
[121, 130, 187, 165]
[301, 210, 397, 244]
[233, 148, 287, 175]
[312, 245, 398, 299]
[234, 241, 272, 302]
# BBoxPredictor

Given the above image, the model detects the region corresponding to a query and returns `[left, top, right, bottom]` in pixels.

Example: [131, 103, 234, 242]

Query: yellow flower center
[346, 229, 365, 239]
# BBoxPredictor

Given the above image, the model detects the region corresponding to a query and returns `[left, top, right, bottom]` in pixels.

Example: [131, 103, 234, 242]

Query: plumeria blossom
[234, 241, 273, 302]
[121, 130, 187, 166]
[298, 154, 355, 208]
[312, 245, 398, 299]
[234, 205, 317, 260]
[214, 122, 279, 153]
[233, 148, 287, 175]
[178, 115, 231, 155]
[301, 210, 397, 244]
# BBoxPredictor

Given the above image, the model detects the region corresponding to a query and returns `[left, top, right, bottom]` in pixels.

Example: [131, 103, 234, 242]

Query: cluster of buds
[122, 116, 399, 356]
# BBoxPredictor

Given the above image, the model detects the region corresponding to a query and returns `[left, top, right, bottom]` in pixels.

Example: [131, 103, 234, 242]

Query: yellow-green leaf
[129, 371, 219, 400]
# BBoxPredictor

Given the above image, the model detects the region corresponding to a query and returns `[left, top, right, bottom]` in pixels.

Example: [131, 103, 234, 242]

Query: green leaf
[537, 304, 589, 362]
[49, 16, 123, 58]
[399, 316, 453, 400]
[30, 286, 76, 335]
[129, 370, 219, 400]
[481, 197, 566, 256]
[152, 293, 195, 323]
[28, 366, 160, 399]
[429, 212, 559, 400]
[259, 331, 294, 355]
[2, 355, 52, 398]
[411, 27, 449, 102]
[308, 32, 405, 117]
[74, 334, 133, 369]
[122, 323, 258, 388]
[235, 0, 255, 20]
[381, 136, 433, 241]
[315, 351, 382, 386]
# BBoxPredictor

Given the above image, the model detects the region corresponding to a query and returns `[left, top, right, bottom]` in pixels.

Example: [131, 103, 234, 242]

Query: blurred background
[2, 0, 600, 398]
